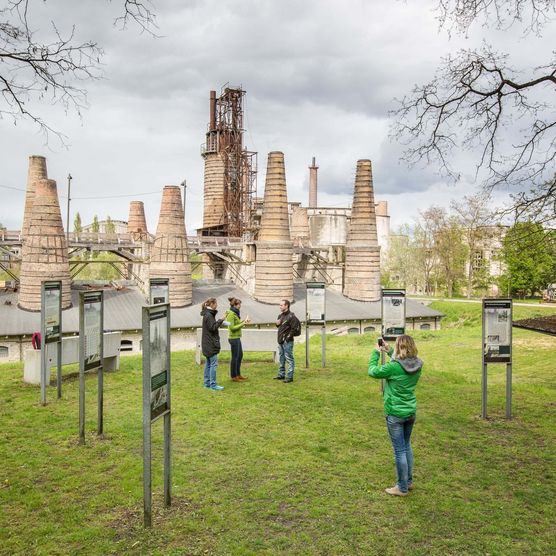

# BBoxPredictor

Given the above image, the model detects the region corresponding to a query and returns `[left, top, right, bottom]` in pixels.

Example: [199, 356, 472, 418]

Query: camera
[378, 338, 384, 347]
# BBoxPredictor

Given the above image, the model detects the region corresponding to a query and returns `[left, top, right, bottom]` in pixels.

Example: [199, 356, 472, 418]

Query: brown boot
[231, 377, 242, 382]
[238, 375, 248, 381]
[385, 486, 408, 497]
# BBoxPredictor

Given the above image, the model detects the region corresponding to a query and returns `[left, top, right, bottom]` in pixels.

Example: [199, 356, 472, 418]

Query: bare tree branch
[393, 1, 556, 225]
[0, 0, 157, 143]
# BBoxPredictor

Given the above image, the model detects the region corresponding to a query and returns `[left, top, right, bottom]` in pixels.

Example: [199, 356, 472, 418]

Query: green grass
[1, 304, 555, 555]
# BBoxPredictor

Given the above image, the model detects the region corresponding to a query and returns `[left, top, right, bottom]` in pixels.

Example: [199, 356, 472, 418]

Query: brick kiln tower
[21, 156, 48, 240]
[127, 201, 148, 238]
[343, 159, 381, 301]
[254, 152, 294, 303]
[18, 178, 72, 311]
[149, 186, 192, 307]
[290, 204, 310, 246]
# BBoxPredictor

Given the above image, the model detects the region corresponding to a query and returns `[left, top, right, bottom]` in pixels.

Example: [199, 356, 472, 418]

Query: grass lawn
[1, 302, 555, 555]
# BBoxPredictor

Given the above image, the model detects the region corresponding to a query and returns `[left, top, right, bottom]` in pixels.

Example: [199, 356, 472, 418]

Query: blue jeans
[385, 414, 415, 493]
[204, 354, 218, 387]
[277, 340, 295, 379]
[229, 338, 243, 378]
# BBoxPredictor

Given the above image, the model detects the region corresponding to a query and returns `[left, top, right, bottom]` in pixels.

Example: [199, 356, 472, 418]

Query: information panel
[306, 282, 326, 323]
[483, 299, 512, 363]
[82, 291, 103, 371]
[146, 305, 170, 421]
[142, 303, 172, 527]
[381, 289, 406, 341]
[150, 278, 169, 305]
[43, 281, 62, 344]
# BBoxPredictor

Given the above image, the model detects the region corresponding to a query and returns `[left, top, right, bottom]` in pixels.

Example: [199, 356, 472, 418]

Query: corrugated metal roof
[0, 283, 442, 336]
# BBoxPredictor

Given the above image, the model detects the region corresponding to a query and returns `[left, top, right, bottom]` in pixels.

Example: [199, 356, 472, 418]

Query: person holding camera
[368, 335, 423, 496]
[224, 297, 251, 382]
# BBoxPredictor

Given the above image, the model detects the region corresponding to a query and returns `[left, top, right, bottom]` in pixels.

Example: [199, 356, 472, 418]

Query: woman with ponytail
[224, 297, 251, 382]
[200, 297, 225, 391]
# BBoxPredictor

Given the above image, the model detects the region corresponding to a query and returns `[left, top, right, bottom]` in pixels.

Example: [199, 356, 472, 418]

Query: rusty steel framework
[201, 86, 257, 238]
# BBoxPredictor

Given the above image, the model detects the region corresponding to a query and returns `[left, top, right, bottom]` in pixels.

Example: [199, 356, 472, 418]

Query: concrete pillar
[291, 204, 310, 245]
[18, 178, 72, 311]
[254, 152, 293, 303]
[343, 159, 381, 301]
[22, 156, 48, 240]
[150, 186, 192, 307]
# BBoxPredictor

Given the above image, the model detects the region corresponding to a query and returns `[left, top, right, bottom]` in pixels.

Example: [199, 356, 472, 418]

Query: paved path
[409, 297, 556, 309]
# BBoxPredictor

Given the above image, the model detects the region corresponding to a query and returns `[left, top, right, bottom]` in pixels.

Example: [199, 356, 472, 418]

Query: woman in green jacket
[368, 335, 423, 496]
[224, 297, 251, 382]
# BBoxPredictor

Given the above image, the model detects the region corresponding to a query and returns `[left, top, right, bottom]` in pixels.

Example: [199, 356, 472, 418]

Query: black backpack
[290, 313, 302, 337]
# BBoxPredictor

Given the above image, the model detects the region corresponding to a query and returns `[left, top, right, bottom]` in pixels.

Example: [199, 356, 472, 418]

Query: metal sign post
[149, 278, 170, 305]
[142, 303, 172, 528]
[380, 289, 406, 392]
[78, 291, 104, 444]
[482, 299, 513, 419]
[305, 282, 326, 368]
[40, 280, 62, 406]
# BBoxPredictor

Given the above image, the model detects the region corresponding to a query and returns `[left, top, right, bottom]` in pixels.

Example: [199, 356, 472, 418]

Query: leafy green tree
[73, 212, 82, 234]
[451, 192, 496, 298]
[499, 222, 556, 297]
[91, 215, 100, 233]
[105, 216, 116, 234]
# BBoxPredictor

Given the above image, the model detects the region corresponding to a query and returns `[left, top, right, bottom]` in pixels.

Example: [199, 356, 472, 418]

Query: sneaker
[273, 375, 285, 380]
[210, 385, 224, 391]
[385, 486, 408, 497]
[203, 385, 211, 389]
[238, 376, 248, 381]
[283, 377, 294, 383]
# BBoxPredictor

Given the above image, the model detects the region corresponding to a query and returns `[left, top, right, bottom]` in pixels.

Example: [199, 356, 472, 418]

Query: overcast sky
[1, 0, 553, 233]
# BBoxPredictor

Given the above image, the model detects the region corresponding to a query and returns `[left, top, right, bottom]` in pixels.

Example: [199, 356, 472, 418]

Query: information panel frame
[381, 289, 406, 342]
[142, 303, 172, 527]
[78, 290, 105, 444]
[305, 282, 326, 368]
[40, 280, 63, 405]
[481, 298, 513, 419]
[149, 278, 170, 306]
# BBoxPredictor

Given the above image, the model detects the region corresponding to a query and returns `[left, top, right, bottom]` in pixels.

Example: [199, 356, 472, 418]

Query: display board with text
[381, 289, 406, 341]
[149, 278, 170, 306]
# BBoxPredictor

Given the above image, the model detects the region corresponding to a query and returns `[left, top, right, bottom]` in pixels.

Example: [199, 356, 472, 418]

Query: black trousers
[229, 338, 243, 378]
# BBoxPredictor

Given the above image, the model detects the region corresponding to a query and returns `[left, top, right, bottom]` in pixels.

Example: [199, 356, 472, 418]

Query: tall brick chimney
[149, 186, 192, 307]
[308, 156, 318, 208]
[21, 155, 48, 240]
[18, 178, 72, 311]
[343, 159, 381, 301]
[254, 152, 293, 303]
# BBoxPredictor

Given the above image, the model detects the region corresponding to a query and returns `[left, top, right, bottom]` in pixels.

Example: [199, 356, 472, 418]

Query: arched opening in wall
[0, 346, 8, 358]
[347, 327, 359, 335]
[363, 326, 376, 333]
[420, 323, 431, 330]
[120, 340, 133, 352]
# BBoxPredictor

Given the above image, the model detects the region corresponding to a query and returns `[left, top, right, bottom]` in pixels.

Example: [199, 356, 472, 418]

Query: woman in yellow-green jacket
[224, 297, 251, 382]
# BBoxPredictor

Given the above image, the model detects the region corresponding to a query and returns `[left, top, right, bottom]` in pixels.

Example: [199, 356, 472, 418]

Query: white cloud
[1, 0, 553, 233]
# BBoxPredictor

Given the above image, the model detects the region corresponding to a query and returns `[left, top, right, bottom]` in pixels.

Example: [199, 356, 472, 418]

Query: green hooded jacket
[224, 309, 247, 340]
[368, 348, 423, 418]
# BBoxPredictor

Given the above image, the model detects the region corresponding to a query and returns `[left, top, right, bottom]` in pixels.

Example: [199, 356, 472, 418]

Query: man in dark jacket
[273, 299, 295, 383]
